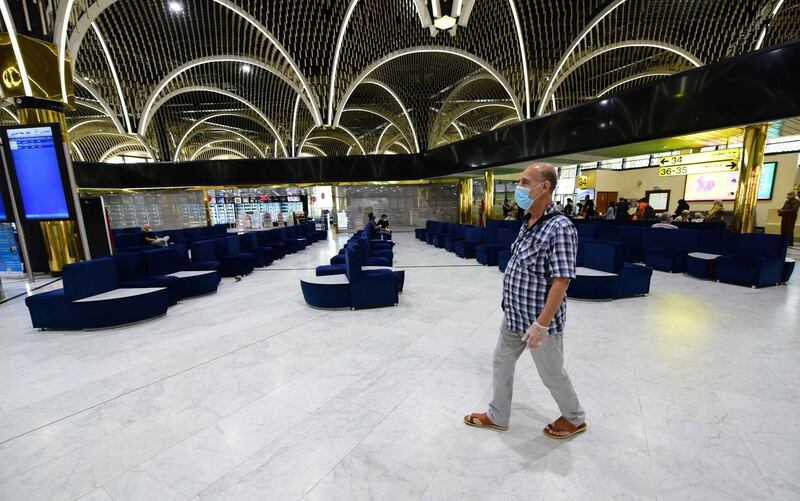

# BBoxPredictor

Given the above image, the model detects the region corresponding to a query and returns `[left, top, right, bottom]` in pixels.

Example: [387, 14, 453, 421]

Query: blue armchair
[476, 229, 516, 266]
[416, 221, 434, 241]
[239, 233, 274, 267]
[454, 227, 484, 259]
[345, 247, 398, 309]
[257, 229, 288, 258]
[444, 224, 469, 252]
[643, 229, 698, 273]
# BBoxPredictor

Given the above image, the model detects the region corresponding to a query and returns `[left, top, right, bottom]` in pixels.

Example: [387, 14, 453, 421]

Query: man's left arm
[536, 277, 571, 327]
[524, 223, 577, 348]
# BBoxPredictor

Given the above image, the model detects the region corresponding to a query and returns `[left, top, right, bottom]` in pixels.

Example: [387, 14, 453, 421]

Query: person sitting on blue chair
[142, 224, 170, 247]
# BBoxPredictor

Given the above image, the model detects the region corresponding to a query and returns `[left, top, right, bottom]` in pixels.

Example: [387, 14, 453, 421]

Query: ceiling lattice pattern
[3, 0, 799, 161]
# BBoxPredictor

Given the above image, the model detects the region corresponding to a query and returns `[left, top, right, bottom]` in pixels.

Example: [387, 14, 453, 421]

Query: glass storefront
[335, 183, 458, 229]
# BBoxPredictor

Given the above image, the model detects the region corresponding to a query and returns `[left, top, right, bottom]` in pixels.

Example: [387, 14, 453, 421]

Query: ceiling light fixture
[168, 1, 183, 13]
[414, 0, 474, 37]
[240, 64, 252, 74]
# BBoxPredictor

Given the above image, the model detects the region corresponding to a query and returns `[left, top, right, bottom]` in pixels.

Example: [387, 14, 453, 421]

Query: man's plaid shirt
[502, 203, 577, 335]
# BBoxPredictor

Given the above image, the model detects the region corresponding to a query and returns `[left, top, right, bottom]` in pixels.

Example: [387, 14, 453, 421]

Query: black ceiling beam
[74, 38, 800, 189]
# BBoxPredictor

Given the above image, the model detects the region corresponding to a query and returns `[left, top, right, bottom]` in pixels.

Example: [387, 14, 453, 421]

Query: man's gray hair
[540, 167, 558, 193]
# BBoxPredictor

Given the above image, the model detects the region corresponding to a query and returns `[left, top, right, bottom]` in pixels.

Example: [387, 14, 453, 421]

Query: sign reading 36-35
[656, 148, 741, 177]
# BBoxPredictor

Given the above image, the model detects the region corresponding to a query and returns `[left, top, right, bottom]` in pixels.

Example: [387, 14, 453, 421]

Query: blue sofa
[643, 229, 698, 273]
[568, 240, 652, 300]
[715, 234, 787, 287]
[143, 247, 219, 298]
[25, 258, 170, 330]
[113, 252, 181, 305]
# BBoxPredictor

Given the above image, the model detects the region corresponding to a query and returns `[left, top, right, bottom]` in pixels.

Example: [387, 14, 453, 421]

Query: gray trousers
[487, 320, 585, 427]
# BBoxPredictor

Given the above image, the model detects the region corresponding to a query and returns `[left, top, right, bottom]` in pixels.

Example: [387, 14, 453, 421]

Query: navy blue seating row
[25, 252, 219, 330]
[113, 221, 326, 252]
[417, 219, 655, 300]
[576, 222, 793, 288]
[416, 220, 522, 270]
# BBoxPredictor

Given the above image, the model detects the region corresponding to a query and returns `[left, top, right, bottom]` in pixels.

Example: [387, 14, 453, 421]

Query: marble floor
[0, 232, 798, 501]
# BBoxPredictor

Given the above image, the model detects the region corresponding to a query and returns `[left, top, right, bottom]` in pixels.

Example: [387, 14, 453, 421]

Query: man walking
[778, 190, 799, 246]
[464, 163, 586, 439]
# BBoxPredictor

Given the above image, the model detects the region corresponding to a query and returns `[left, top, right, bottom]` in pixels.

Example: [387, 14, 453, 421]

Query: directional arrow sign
[658, 161, 738, 177]
[655, 148, 740, 168]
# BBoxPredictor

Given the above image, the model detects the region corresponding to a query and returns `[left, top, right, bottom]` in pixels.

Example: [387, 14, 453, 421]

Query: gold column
[458, 178, 473, 224]
[40, 221, 82, 271]
[731, 124, 768, 233]
[483, 170, 495, 224]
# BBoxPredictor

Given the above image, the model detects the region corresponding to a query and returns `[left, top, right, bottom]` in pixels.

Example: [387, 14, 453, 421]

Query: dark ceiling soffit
[74, 39, 800, 189]
[425, 38, 800, 170]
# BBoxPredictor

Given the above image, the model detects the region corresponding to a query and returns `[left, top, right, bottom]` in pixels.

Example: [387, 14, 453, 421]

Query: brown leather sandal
[463, 412, 508, 431]
[543, 417, 587, 439]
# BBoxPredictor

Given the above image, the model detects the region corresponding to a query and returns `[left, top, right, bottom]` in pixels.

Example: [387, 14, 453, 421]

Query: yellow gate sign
[577, 176, 589, 189]
[655, 148, 740, 168]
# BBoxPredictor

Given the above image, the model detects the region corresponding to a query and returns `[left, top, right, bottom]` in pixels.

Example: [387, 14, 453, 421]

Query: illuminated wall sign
[683, 162, 777, 201]
[576, 175, 589, 189]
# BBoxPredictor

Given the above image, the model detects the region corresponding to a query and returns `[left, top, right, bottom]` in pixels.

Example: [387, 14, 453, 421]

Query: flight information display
[0, 186, 7, 221]
[6, 126, 70, 220]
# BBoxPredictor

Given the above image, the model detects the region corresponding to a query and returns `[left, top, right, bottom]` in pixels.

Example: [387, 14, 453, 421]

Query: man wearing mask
[778, 191, 800, 246]
[464, 163, 586, 439]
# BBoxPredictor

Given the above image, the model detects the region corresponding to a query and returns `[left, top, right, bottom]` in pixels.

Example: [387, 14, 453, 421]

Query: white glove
[521, 321, 549, 350]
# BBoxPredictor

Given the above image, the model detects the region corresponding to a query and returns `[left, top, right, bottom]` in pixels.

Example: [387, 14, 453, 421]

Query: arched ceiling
[3, 0, 799, 161]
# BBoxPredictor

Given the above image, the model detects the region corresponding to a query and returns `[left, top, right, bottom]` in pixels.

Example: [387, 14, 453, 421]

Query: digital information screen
[6, 126, 70, 220]
[0, 187, 7, 221]
[684, 162, 777, 202]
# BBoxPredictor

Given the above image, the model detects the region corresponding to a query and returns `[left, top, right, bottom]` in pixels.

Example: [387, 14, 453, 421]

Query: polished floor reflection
[0, 233, 798, 500]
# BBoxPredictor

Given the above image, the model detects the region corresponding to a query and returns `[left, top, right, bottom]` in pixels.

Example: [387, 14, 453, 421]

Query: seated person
[364, 213, 380, 238]
[141, 224, 170, 247]
[377, 214, 392, 234]
[651, 212, 678, 230]
[691, 212, 705, 223]
[706, 200, 725, 221]
[677, 210, 691, 222]
[504, 210, 516, 221]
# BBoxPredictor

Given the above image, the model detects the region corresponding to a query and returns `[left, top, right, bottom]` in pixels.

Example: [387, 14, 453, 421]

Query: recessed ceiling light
[240, 64, 252, 74]
[168, 1, 183, 13]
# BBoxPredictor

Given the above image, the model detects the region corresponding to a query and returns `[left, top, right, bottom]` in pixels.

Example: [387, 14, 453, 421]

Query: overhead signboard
[655, 148, 740, 168]
[576, 176, 589, 189]
[658, 160, 738, 177]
